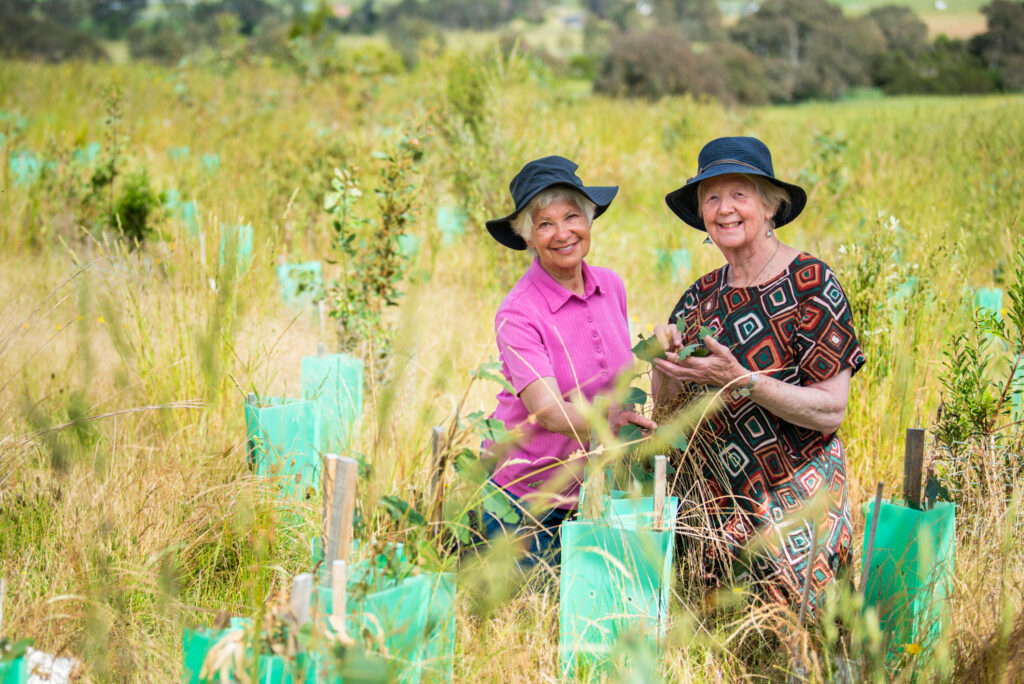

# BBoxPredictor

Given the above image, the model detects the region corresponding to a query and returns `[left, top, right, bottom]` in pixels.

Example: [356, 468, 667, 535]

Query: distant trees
[729, 0, 885, 101]
[2, 0, 1024, 105]
[594, 29, 722, 99]
[970, 0, 1024, 90]
[0, 0, 106, 61]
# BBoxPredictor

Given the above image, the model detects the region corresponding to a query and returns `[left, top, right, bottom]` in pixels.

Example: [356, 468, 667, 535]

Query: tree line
[1, 0, 1022, 102]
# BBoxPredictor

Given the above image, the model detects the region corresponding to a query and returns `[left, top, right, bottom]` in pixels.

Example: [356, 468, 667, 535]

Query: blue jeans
[478, 482, 574, 570]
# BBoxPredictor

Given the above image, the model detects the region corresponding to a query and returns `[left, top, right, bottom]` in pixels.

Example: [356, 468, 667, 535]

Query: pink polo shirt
[487, 257, 634, 509]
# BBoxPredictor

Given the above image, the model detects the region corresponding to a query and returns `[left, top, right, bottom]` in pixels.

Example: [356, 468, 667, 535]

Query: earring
[766, 221, 775, 238]
[703, 236, 713, 245]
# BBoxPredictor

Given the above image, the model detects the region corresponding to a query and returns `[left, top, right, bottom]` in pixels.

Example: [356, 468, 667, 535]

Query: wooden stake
[903, 428, 925, 509]
[317, 342, 326, 357]
[325, 455, 358, 568]
[290, 573, 313, 627]
[322, 454, 338, 555]
[331, 560, 347, 620]
[653, 454, 667, 531]
[860, 482, 884, 596]
[429, 426, 446, 525]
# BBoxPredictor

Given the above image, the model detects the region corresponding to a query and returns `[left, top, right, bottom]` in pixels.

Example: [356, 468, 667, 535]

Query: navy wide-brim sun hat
[665, 136, 807, 232]
[486, 156, 618, 250]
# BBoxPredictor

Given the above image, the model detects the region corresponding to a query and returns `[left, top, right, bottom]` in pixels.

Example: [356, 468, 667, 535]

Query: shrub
[594, 28, 722, 100]
[128, 23, 187, 64]
[109, 169, 161, 247]
[385, 16, 445, 70]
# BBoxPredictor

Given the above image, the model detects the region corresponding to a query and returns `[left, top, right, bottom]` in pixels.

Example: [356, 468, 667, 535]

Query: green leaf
[454, 448, 489, 485]
[480, 418, 509, 443]
[450, 512, 473, 545]
[482, 482, 520, 524]
[473, 368, 514, 394]
[631, 335, 666, 362]
[698, 326, 718, 341]
[618, 424, 643, 444]
[676, 344, 699, 361]
[0, 638, 32, 662]
[378, 495, 427, 527]
[622, 386, 648, 405]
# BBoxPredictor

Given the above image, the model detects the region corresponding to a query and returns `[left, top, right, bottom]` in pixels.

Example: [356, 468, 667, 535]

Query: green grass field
[1, 53, 1022, 681]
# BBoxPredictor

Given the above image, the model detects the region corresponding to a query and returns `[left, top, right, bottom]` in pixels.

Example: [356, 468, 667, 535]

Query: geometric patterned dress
[667, 253, 865, 613]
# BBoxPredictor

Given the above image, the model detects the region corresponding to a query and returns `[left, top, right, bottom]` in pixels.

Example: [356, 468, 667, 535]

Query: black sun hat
[665, 136, 807, 232]
[486, 156, 618, 250]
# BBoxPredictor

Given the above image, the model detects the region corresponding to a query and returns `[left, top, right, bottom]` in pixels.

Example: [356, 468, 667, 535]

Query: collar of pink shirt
[525, 256, 604, 312]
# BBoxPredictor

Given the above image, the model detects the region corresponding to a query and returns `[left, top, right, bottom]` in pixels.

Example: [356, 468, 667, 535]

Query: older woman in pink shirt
[479, 156, 655, 569]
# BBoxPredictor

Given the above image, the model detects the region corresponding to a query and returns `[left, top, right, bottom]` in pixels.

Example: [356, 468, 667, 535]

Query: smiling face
[526, 198, 592, 280]
[699, 174, 776, 253]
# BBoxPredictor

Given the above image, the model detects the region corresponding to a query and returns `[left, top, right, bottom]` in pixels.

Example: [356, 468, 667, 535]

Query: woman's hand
[610, 407, 657, 436]
[653, 324, 683, 354]
[653, 334, 749, 389]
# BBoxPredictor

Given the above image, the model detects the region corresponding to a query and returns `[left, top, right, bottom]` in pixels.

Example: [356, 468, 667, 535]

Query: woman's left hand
[652, 334, 749, 389]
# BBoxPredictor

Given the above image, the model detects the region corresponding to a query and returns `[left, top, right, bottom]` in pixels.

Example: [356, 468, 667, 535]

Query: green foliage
[109, 168, 162, 246]
[0, 5, 106, 62]
[834, 213, 916, 356]
[385, 16, 445, 70]
[0, 637, 32, 662]
[631, 335, 666, 362]
[594, 29, 722, 101]
[970, 0, 1024, 90]
[325, 130, 428, 353]
[933, 238, 1024, 510]
[729, 0, 885, 102]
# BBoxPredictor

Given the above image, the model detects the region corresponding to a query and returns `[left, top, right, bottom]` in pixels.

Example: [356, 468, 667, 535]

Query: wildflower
[904, 643, 922, 655]
[97, 317, 105, 324]
[56, 324, 62, 331]
[645, 323, 654, 333]
[22, 323, 28, 329]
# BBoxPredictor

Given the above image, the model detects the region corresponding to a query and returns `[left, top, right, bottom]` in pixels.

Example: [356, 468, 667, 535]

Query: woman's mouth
[553, 241, 578, 253]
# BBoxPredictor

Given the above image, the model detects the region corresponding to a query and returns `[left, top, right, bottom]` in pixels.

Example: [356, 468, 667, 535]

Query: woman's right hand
[653, 324, 682, 354]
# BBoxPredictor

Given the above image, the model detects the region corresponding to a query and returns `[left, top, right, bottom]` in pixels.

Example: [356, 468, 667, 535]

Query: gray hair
[510, 187, 597, 251]
[698, 173, 791, 220]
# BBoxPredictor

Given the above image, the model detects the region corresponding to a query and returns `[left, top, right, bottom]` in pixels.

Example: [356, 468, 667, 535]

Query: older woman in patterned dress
[652, 136, 865, 613]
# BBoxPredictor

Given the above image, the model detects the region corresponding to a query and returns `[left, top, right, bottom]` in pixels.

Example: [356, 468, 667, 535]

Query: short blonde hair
[698, 173, 791, 221]
[510, 187, 596, 249]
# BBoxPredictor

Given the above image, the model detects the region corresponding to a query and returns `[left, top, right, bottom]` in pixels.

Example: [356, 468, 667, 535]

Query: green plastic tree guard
[276, 262, 324, 309]
[315, 569, 456, 683]
[301, 354, 363, 455]
[654, 248, 692, 284]
[0, 657, 27, 684]
[244, 396, 321, 501]
[182, 626, 318, 684]
[861, 500, 956, 657]
[219, 224, 254, 273]
[974, 287, 1004, 319]
[436, 205, 467, 246]
[559, 495, 679, 679]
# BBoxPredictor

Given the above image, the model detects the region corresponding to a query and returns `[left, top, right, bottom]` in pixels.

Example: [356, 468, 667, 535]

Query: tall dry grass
[0, 54, 1022, 681]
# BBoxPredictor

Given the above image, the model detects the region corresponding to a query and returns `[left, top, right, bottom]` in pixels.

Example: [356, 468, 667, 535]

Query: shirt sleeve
[794, 264, 866, 385]
[496, 307, 555, 394]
